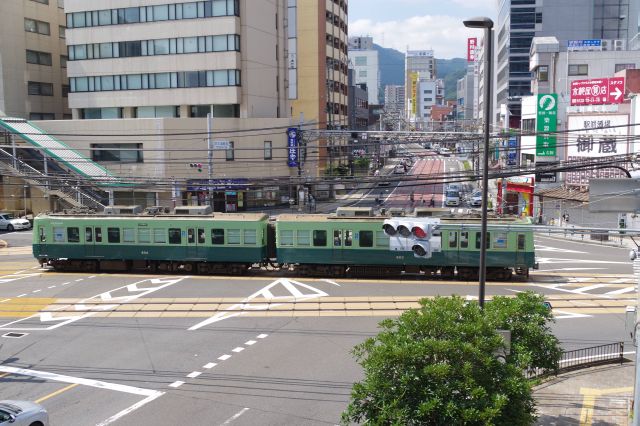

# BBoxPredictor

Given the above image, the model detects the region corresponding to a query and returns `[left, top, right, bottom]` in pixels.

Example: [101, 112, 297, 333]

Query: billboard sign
[467, 38, 477, 62]
[536, 94, 557, 157]
[567, 39, 602, 51]
[507, 137, 517, 166]
[570, 77, 625, 106]
[566, 114, 629, 185]
[287, 127, 298, 167]
[535, 162, 558, 183]
[410, 72, 418, 115]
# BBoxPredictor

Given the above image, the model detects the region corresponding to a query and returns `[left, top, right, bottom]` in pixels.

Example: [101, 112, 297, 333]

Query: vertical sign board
[287, 127, 298, 168]
[536, 94, 557, 157]
[507, 137, 517, 166]
[410, 72, 418, 116]
[570, 77, 625, 106]
[467, 38, 477, 62]
[566, 114, 629, 186]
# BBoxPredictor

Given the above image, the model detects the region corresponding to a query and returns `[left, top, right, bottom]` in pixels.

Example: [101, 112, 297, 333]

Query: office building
[405, 50, 436, 119]
[457, 65, 475, 120]
[348, 69, 368, 130]
[0, 0, 70, 120]
[348, 36, 380, 105]
[384, 85, 404, 113]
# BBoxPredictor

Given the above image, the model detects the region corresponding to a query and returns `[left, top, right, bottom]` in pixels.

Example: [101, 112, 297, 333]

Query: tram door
[516, 233, 526, 266]
[332, 229, 354, 261]
[85, 226, 95, 257]
[187, 228, 198, 259]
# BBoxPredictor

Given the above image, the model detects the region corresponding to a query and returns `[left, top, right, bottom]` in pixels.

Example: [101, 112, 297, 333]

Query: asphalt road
[0, 229, 635, 425]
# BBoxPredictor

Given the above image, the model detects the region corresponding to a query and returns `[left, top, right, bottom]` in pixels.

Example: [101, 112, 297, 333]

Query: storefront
[186, 179, 250, 212]
[496, 177, 534, 217]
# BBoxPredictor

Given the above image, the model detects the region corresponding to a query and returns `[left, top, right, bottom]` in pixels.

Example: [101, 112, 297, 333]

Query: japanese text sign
[570, 77, 625, 106]
[467, 38, 477, 62]
[536, 94, 557, 157]
[287, 128, 298, 167]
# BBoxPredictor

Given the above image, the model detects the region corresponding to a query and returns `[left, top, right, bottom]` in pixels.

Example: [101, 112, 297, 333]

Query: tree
[485, 291, 562, 374]
[342, 296, 536, 425]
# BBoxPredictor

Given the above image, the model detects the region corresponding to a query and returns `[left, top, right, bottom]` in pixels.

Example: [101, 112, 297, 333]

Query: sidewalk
[534, 362, 633, 425]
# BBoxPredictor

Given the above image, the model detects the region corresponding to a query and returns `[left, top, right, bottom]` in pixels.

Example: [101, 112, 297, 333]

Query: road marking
[16, 294, 26, 298]
[539, 268, 606, 272]
[0, 365, 164, 426]
[245, 340, 257, 346]
[0, 276, 189, 331]
[48, 286, 56, 289]
[0, 299, 10, 303]
[75, 278, 83, 282]
[61, 282, 71, 285]
[536, 257, 630, 265]
[535, 245, 587, 254]
[218, 354, 231, 361]
[257, 333, 268, 339]
[232, 347, 244, 353]
[188, 278, 328, 330]
[32, 289, 41, 293]
[35, 383, 79, 403]
[186, 371, 201, 378]
[321, 279, 341, 287]
[578, 387, 633, 426]
[605, 286, 635, 295]
[574, 284, 608, 293]
[221, 407, 250, 425]
[203, 362, 217, 369]
[14, 270, 25, 274]
[168, 381, 184, 388]
[88, 275, 96, 279]
[554, 310, 592, 320]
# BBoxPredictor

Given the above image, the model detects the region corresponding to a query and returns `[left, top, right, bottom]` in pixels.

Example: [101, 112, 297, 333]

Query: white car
[446, 184, 462, 192]
[445, 190, 461, 207]
[0, 213, 31, 232]
[468, 191, 483, 207]
[0, 400, 48, 425]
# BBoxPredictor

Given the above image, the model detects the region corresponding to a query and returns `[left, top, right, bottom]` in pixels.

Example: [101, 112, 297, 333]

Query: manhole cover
[2, 332, 27, 339]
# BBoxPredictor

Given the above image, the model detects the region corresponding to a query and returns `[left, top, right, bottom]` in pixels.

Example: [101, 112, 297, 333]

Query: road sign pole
[634, 255, 640, 426]
[207, 112, 213, 207]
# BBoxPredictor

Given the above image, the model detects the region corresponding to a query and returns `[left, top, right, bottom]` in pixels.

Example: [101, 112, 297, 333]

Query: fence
[527, 342, 626, 379]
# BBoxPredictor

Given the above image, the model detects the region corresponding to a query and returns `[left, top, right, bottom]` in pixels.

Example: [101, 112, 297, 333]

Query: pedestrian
[429, 197, 435, 207]
[422, 198, 426, 206]
[410, 191, 415, 203]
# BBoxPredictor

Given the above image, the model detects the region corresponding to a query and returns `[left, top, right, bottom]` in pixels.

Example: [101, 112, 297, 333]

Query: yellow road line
[579, 387, 633, 426]
[35, 383, 79, 404]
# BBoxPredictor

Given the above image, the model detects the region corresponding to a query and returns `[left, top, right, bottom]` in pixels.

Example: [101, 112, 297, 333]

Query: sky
[348, 0, 498, 59]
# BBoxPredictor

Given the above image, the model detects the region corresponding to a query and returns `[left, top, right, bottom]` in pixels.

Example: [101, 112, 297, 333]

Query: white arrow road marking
[553, 310, 592, 320]
[0, 276, 188, 331]
[188, 278, 329, 330]
[0, 365, 163, 426]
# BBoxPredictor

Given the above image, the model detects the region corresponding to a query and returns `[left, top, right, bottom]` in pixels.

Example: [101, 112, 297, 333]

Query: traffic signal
[382, 218, 441, 258]
[189, 163, 203, 172]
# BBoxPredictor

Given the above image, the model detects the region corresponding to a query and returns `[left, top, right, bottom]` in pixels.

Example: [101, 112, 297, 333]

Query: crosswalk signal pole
[631, 248, 640, 426]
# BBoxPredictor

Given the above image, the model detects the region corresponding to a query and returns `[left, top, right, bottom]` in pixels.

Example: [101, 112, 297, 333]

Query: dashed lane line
[221, 408, 250, 425]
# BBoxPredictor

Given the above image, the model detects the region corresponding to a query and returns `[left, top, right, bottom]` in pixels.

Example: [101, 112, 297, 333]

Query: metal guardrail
[527, 342, 626, 379]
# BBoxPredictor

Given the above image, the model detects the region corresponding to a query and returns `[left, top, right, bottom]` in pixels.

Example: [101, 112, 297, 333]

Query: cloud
[350, 15, 480, 59]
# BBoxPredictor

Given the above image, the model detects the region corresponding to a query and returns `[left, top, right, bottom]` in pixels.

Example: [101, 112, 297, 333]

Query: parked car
[393, 164, 406, 175]
[0, 213, 31, 232]
[445, 190, 461, 207]
[0, 400, 48, 425]
[438, 147, 450, 157]
[468, 190, 483, 207]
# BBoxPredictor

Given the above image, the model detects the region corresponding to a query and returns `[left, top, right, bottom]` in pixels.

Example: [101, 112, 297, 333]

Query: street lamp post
[464, 16, 493, 309]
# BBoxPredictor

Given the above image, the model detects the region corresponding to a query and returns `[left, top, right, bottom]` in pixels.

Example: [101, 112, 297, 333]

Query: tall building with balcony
[290, 0, 349, 173]
[348, 36, 380, 105]
[0, 0, 70, 120]
[495, 0, 639, 128]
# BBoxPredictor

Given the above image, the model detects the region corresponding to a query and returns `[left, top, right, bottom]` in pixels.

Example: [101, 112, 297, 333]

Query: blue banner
[287, 127, 298, 167]
[187, 179, 249, 191]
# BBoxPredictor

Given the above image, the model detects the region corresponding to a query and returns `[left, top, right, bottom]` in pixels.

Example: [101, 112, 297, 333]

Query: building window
[27, 81, 53, 96]
[135, 106, 179, 118]
[31, 0, 49, 4]
[26, 50, 52, 66]
[91, 143, 143, 163]
[264, 141, 272, 160]
[354, 56, 367, 66]
[537, 65, 548, 81]
[358, 70, 367, 77]
[226, 141, 235, 161]
[60, 55, 67, 67]
[568, 64, 588, 76]
[615, 63, 635, 72]
[29, 113, 55, 120]
[24, 18, 50, 35]
[521, 118, 535, 133]
[58, 0, 64, 8]
[81, 108, 123, 119]
[70, 70, 240, 93]
[66, 0, 240, 28]
[62, 85, 69, 97]
[59, 26, 65, 38]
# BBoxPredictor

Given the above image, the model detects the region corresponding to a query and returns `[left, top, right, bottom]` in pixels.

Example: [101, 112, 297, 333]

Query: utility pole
[207, 110, 213, 208]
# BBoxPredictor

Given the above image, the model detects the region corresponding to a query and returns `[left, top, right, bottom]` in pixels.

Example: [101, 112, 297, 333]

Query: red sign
[467, 38, 477, 62]
[570, 77, 626, 106]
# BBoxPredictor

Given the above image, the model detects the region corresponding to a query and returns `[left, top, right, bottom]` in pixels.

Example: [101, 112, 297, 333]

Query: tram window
[359, 231, 373, 247]
[244, 229, 257, 245]
[375, 231, 389, 247]
[494, 232, 507, 249]
[296, 230, 310, 246]
[475, 232, 491, 249]
[460, 231, 468, 248]
[279, 229, 293, 246]
[227, 229, 241, 245]
[168, 228, 181, 244]
[188, 228, 195, 244]
[53, 227, 64, 242]
[198, 228, 205, 244]
[517, 234, 526, 250]
[333, 230, 342, 246]
[39, 227, 46, 242]
[95, 227, 102, 242]
[123, 228, 135, 243]
[153, 228, 166, 243]
[211, 228, 224, 244]
[85, 227, 93, 242]
[138, 228, 150, 243]
[67, 227, 80, 243]
[345, 230, 353, 246]
[312, 230, 326, 246]
[107, 227, 120, 243]
[448, 231, 457, 248]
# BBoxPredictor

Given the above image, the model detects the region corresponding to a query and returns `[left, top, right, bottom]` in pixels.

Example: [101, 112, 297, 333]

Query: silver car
[0, 213, 31, 232]
[0, 400, 48, 425]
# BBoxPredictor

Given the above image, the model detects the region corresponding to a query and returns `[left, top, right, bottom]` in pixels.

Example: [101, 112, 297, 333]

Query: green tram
[33, 212, 269, 274]
[33, 208, 536, 280]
